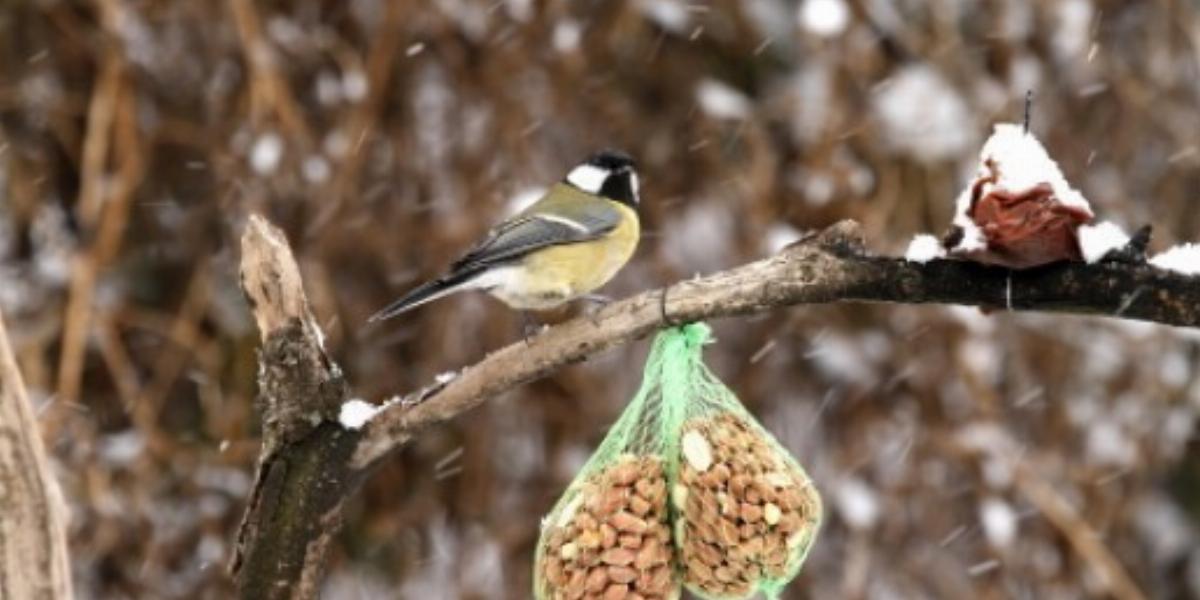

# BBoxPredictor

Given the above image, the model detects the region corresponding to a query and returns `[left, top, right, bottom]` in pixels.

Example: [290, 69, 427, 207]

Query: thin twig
[54, 46, 122, 410]
[1012, 461, 1147, 600]
[228, 0, 313, 144]
[132, 265, 211, 436]
[56, 11, 145, 413]
[306, 0, 405, 236]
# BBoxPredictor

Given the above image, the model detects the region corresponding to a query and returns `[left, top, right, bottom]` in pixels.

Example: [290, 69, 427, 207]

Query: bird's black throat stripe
[600, 171, 637, 207]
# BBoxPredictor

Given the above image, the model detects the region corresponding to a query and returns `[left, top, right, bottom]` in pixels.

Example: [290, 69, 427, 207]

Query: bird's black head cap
[587, 149, 636, 171]
[566, 149, 640, 207]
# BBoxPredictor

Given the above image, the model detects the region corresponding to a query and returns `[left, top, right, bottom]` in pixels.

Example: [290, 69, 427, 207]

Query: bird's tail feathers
[367, 269, 482, 323]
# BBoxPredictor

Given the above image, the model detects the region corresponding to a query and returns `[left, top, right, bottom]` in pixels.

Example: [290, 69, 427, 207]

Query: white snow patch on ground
[1086, 420, 1136, 467]
[661, 200, 734, 273]
[1133, 493, 1196, 563]
[250, 132, 283, 174]
[696, 79, 751, 120]
[835, 477, 880, 530]
[1160, 351, 1190, 388]
[799, 170, 835, 206]
[398, 516, 505, 598]
[959, 336, 999, 382]
[637, 0, 689, 33]
[339, 399, 381, 430]
[323, 130, 350, 158]
[553, 20, 582, 53]
[809, 332, 876, 384]
[98, 430, 145, 467]
[315, 71, 342, 106]
[302, 155, 331, 184]
[342, 70, 368, 101]
[979, 497, 1018, 549]
[1053, 0, 1094, 60]
[873, 65, 974, 163]
[503, 0, 534, 22]
[788, 63, 832, 144]
[798, 0, 850, 37]
[1149, 243, 1200, 275]
[744, 0, 793, 41]
[1077, 221, 1129, 263]
[904, 234, 945, 263]
[30, 204, 73, 283]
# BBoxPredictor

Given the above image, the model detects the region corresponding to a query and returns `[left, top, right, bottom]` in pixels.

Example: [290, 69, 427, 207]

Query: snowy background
[2, 0, 1200, 598]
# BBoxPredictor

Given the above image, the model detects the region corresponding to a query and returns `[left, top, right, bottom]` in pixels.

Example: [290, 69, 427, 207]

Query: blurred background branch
[0, 308, 73, 599]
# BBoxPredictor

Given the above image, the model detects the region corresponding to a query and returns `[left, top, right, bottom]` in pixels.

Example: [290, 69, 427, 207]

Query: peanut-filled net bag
[662, 324, 823, 600]
[533, 328, 684, 600]
[534, 323, 823, 600]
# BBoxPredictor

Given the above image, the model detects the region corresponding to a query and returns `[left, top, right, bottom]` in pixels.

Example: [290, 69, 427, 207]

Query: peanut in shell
[674, 414, 821, 599]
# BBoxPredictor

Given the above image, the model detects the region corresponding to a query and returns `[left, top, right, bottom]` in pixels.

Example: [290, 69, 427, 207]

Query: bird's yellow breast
[497, 202, 639, 310]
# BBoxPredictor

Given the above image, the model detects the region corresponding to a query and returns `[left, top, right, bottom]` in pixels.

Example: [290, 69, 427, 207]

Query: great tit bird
[368, 150, 641, 322]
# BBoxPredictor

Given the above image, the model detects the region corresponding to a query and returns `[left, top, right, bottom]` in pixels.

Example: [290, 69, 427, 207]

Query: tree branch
[232, 216, 360, 599]
[353, 220, 1200, 467]
[233, 216, 1200, 597]
[0, 308, 74, 600]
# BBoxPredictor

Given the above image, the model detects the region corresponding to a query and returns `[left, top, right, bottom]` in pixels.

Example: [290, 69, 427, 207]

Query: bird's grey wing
[449, 206, 620, 272]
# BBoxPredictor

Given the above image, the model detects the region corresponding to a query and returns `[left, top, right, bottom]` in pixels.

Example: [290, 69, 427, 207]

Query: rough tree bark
[230, 216, 363, 599]
[232, 216, 1200, 598]
[0, 309, 74, 600]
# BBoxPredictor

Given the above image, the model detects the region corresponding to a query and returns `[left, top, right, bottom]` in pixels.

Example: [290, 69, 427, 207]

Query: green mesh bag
[534, 324, 823, 600]
[533, 332, 683, 600]
[661, 324, 823, 600]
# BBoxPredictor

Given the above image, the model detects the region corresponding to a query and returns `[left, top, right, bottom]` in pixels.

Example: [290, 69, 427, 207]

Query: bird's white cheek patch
[566, 164, 609, 194]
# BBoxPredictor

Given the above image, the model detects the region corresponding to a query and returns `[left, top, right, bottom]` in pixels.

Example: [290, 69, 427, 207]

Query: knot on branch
[812, 219, 866, 256]
[783, 220, 867, 259]
[259, 321, 348, 445]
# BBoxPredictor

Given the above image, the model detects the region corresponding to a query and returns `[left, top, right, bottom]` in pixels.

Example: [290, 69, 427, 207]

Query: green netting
[532, 329, 683, 600]
[534, 324, 823, 600]
[658, 323, 823, 600]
